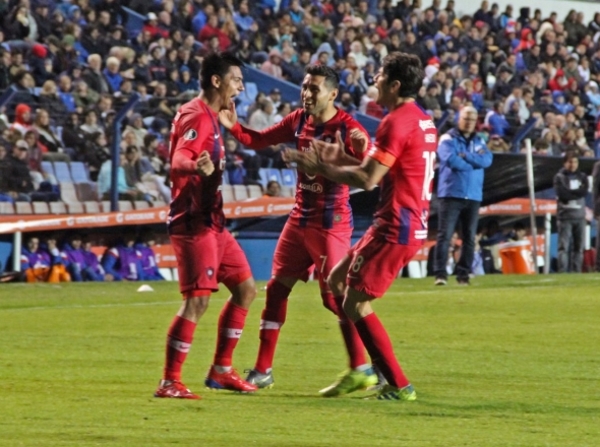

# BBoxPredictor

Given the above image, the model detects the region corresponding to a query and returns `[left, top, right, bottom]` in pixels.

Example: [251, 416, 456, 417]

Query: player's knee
[320, 292, 339, 315]
[184, 295, 210, 320]
[341, 296, 369, 322]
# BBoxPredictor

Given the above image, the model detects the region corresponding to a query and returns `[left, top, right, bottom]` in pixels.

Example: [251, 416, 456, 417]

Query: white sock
[214, 365, 232, 373]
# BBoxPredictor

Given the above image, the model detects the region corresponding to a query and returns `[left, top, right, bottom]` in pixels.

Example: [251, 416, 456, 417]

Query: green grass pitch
[1, 275, 599, 447]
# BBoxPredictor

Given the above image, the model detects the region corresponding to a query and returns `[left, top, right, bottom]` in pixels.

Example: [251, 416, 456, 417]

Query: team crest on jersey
[334, 214, 341, 222]
[207, 267, 214, 279]
[184, 129, 197, 140]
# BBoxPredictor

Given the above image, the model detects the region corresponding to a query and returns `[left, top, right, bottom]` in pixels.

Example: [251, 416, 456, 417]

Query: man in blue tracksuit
[434, 106, 493, 285]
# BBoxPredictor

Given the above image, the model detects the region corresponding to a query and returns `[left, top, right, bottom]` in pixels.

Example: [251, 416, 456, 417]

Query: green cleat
[319, 369, 379, 397]
[374, 384, 417, 401]
[245, 369, 275, 389]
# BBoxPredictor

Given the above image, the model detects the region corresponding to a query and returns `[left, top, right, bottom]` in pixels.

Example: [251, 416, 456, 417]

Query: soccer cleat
[154, 379, 201, 399]
[366, 364, 388, 392]
[204, 366, 258, 393]
[375, 384, 417, 401]
[319, 369, 379, 397]
[457, 278, 471, 286]
[434, 277, 447, 286]
[245, 369, 275, 389]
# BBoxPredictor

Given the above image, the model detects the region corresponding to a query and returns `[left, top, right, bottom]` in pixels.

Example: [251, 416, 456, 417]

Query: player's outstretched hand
[282, 148, 320, 175]
[196, 151, 215, 177]
[218, 100, 237, 129]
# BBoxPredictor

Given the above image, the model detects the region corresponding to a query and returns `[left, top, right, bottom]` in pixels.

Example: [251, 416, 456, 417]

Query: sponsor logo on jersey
[419, 119, 435, 131]
[184, 129, 197, 140]
[298, 182, 323, 193]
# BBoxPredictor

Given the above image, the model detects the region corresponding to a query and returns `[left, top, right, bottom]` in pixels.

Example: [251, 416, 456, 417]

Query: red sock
[354, 313, 410, 388]
[164, 316, 197, 381]
[254, 279, 290, 373]
[213, 301, 248, 367]
[334, 295, 367, 369]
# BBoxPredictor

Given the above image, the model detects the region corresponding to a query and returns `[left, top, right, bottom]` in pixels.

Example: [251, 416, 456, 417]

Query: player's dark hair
[200, 52, 243, 91]
[382, 52, 424, 99]
[305, 64, 339, 90]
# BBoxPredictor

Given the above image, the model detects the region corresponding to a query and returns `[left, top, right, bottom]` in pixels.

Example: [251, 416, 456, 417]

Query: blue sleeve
[102, 254, 122, 281]
[437, 135, 474, 171]
[464, 143, 493, 169]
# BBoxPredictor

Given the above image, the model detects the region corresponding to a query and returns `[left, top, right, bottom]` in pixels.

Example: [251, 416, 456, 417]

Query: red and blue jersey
[168, 97, 226, 235]
[368, 102, 438, 246]
[230, 108, 371, 229]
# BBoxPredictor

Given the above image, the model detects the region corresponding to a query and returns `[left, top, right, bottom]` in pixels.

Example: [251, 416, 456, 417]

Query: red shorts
[346, 227, 420, 298]
[170, 227, 252, 296]
[272, 222, 353, 288]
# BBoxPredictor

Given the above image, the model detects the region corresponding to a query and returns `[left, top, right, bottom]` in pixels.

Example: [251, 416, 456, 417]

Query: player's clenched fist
[196, 151, 215, 177]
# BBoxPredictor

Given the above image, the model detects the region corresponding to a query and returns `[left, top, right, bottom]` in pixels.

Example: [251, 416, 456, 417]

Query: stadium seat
[281, 168, 297, 186]
[232, 185, 248, 201]
[243, 82, 258, 103]
[100, 201, 111, 212]
[247, 185, 262, 199]
[75, 182, 98, 201]
[59, 182, 80, 204]
[0, 202, 15, 214]
[258, 168, 269, 188]
[32, 202, 50, 214]
[67, 202, 84, 214]
[134, 201, 150, 210]
[222, 170, 230, 185]
[119, 201, 133, 211]
[153, 200, 167, 208]
[83, 201, 100, 214]
[266, 168, 283, 185]
[15, 202, 33, 214]
[49, 202, 67, 214]
[53, 162, 73, 183]
[221, 184, 234, 203]
[69, 162, 89, 183]
[41, 161, 55, 177]
[280, 186, 295, 198]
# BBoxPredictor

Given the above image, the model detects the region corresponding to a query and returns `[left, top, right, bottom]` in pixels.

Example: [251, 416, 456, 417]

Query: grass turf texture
[0, 275, 599, 447]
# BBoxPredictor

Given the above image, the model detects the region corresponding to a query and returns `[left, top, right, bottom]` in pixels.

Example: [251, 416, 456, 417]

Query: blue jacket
[436, 128, 493, 201]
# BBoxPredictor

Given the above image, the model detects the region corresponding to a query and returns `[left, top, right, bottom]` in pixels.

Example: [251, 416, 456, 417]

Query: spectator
[248, 100, 275, 131]
[10, 104, 33, 136]
[261, 48, 283, 78]
[80, 110, 104, 137]
[434, 106, 493, 286]
[73, 81, 101, 112]
[83, 54, 111, 95]
[97, 153, 148, 201]
[123, 113, 148, 149]
[103, 57, 123, 93]
[264, 180, 282, 198]
[38, 81, 69, 120]
[553, 151, 589, 273]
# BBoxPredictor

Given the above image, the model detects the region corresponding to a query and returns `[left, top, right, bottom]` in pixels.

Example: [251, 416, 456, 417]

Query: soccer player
[154, 52, 258, 400]
[219, 64, 379, 396]
[284, 52, 437, 401]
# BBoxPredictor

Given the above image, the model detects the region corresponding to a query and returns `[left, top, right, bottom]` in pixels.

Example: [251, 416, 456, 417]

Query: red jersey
[168, 97, 226, 235]
[230, 108, 372, 229]
[368, 102, 438, 245]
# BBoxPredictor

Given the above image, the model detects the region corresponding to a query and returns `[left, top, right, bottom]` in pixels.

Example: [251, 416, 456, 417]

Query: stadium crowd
[2, 0, 600, 279]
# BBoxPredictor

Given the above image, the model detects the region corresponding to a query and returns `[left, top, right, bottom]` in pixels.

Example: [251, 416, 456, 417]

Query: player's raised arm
[219, 100, 295, 149]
